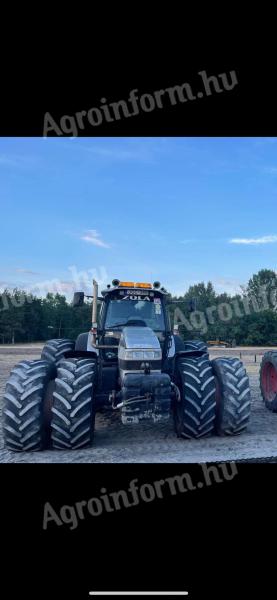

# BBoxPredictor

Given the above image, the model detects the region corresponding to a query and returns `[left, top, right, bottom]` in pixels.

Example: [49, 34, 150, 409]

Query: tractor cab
[98, 280, 170, 356]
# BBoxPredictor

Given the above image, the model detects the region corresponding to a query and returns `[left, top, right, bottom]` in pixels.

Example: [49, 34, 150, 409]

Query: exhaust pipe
[92, 279, 98, 343]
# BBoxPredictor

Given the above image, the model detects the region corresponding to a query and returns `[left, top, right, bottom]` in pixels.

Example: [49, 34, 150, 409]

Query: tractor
[2, 279, 251, 452]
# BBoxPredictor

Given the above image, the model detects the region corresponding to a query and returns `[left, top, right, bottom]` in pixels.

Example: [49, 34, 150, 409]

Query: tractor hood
[118, 326, 162, 380]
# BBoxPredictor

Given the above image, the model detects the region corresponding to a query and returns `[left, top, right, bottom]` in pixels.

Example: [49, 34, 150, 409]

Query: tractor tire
[3, 360, 55, 451]
[211, 357, 251, 435]
[51, 357, 96, 450]
[260, 351, 277, 412]
[183, 339, 208, 354]
[174, 337, 208, 354]
[174, 355, 216, 438]
[75, 332, 89, 351]
[173, 335, 186, 352]
[41, 338, 75, 365]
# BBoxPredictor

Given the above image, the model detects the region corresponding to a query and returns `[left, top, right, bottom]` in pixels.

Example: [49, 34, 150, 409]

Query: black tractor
[2, 279, 251, 451]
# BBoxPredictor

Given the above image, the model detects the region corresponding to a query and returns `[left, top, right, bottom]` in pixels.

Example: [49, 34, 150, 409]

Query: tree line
[0, 269, 277, 345]
[0, 291, 92, 344]
[168, 269, 277, 346]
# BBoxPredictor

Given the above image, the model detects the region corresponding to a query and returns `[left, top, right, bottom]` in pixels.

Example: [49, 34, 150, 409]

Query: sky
[1, 136, 277, 298]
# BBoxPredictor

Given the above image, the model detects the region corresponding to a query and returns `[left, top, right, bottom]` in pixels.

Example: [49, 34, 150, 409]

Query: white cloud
[89, 147, 144, 161]
[213, 277, 243, 295]
[0, 154, 39, 168]
[81, 229, 110, 248]
[253, 138, 277, 148]
[0, 155, 19, 167]
[180, 239, 196, 244]
[229, 235, 277, 245]
[15, 268, 40, 275]
[63, 139, 170, 164]
[263, 166, 277, 174]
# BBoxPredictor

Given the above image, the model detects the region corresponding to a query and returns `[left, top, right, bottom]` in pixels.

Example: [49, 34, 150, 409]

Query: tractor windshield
[105, 298, 165, 331]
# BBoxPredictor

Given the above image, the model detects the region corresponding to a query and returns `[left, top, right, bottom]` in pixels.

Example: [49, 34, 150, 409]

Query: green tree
[245, 269, 277, 311]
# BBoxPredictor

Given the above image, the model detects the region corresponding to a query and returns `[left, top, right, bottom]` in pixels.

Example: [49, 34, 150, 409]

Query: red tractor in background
[260, 351, 277, 412]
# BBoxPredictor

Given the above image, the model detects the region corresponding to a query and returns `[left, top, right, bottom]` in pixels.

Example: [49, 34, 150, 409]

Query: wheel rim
[261, 361, 277, 404]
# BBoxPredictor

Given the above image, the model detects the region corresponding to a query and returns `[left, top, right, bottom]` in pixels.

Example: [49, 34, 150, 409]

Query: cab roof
[101, 282, 169, 297]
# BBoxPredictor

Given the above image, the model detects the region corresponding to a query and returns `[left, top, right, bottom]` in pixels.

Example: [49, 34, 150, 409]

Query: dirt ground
[0, 344, 277, 463]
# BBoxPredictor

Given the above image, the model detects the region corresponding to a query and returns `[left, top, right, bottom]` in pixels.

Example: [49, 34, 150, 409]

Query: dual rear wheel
[173, 355, 251, 438]
[3, 339, 96, 452]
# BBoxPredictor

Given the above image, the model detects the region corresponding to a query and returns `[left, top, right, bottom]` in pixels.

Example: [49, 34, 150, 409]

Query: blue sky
[1, 136, 277, 297]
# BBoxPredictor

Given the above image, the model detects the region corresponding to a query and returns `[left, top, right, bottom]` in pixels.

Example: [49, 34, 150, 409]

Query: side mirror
[72, 291, 85, 307]
[188, 298, 197, 312]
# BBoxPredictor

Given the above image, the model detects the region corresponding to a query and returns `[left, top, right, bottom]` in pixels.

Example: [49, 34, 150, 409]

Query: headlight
[125, 350, 162, 360]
